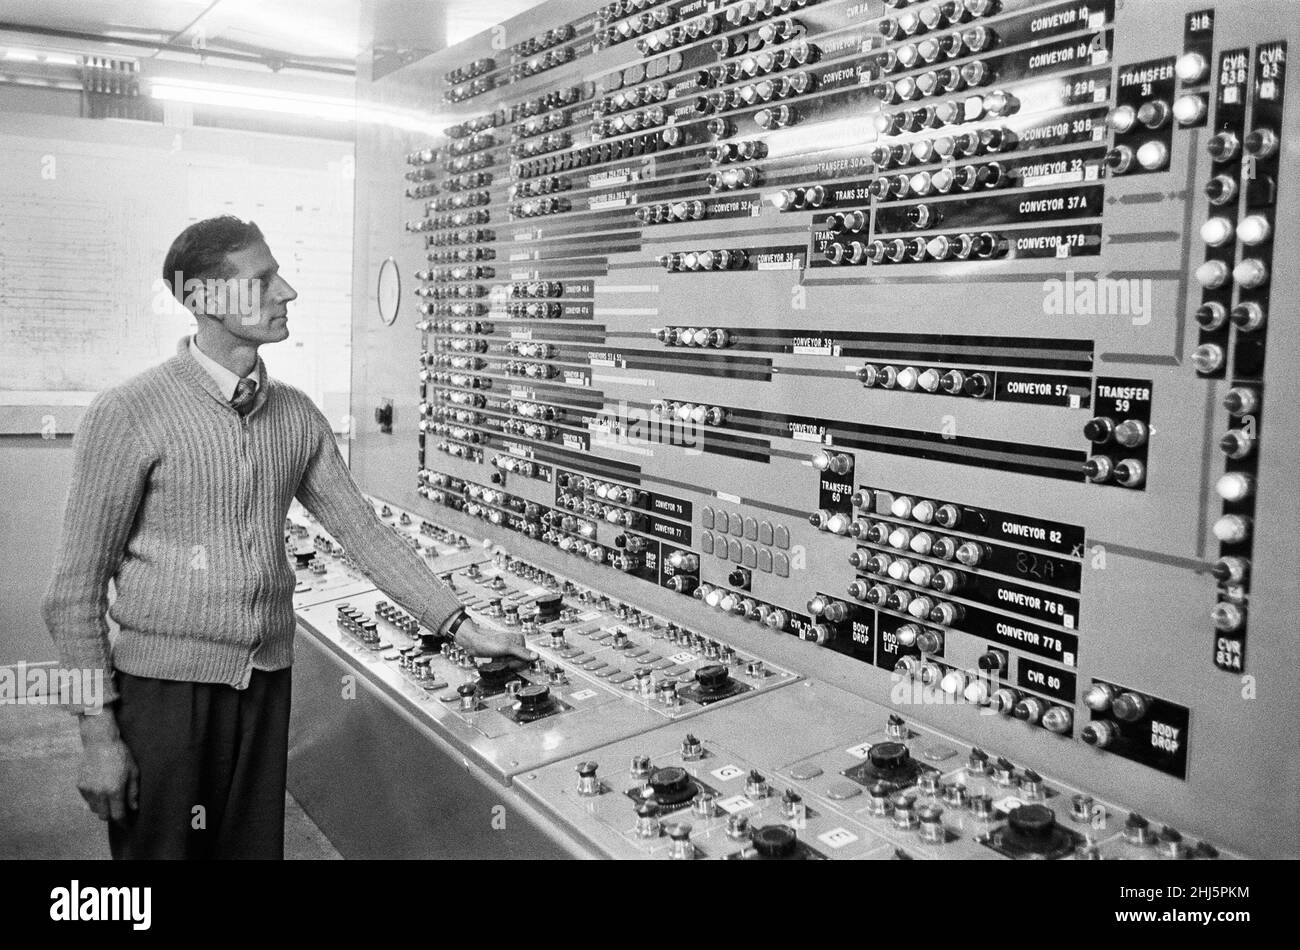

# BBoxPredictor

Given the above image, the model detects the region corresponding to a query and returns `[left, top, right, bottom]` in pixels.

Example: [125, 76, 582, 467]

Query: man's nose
[276, 276, 298, 302]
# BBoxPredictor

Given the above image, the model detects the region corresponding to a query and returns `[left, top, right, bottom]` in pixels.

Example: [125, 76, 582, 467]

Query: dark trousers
[108, 668, 292, 860]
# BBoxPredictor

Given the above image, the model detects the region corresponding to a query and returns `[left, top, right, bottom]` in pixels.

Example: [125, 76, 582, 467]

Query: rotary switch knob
[1007, 803, 1058, 849]
[695, 664, 732, 694]
[869, 741, 912, 773]
[751, 824, 799, 859]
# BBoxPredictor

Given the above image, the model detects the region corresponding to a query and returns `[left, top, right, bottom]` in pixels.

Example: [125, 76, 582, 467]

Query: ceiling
[0, 0, 547, 72]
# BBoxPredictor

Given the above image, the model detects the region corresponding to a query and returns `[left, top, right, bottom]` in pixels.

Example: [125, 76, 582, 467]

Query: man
[43, 215, 533, 859]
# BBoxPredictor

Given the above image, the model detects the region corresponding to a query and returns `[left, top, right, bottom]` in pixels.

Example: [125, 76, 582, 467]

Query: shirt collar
[189, 336, 262, 402]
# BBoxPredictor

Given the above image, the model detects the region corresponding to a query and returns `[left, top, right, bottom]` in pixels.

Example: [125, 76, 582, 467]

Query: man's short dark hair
[162, 215, 265, 303]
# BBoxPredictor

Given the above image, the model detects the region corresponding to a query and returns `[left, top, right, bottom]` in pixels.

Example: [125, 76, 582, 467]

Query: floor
[0, 703, 342, 860]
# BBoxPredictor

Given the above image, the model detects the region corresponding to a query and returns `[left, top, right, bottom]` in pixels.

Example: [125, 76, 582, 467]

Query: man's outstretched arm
[295, 404, 535, 662]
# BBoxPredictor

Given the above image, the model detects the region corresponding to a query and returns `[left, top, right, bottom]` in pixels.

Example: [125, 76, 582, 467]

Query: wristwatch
[440, 608, 471, 640]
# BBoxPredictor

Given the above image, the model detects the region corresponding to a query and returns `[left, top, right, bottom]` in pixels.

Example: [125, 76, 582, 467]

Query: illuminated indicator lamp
[1136, 140, 1169, 170]
[894, 623, 921, 648]
[1233, 258, 1268, 289]
[984, 89, 1017, 116]
[887, 558, 914, 581]
[1223, 386, 1258, 416]
[930, 167, 956, 194]
[1215, 472, 1254, 503]
[888, 526, 914, 549]
[1175, 51, 1208, 82]
[1173, 94, 1206, 125]
[1230, 301, 1266, 332]
[1107, 104, 1137, 133]
[1199, 217, 1234, 246]
[908, 562, 935, 586]
[904, 535, 935, 556]
[1193, 260, 1229, 289]
[1212, 514, 1251, 544]
[1237, 215, 1272, 246]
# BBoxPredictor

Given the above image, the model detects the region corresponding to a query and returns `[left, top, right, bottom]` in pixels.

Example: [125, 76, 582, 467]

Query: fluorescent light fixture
[3, 48, 40, 62]
[149, 78, 441, 133]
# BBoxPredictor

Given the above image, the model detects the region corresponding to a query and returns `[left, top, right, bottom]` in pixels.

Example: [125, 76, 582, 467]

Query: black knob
[477, 659, 515, 688]
[751, 824, 799, 859]
[1008, 803, 1056, 838]
[695, 664, 731, 692]
[868, 741, 911, 771]
[515, 683, 552, 709]
[649, 766, 692, 800]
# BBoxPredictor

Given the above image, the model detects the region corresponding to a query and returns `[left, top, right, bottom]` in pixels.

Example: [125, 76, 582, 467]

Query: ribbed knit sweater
[43, 336, 463, 706]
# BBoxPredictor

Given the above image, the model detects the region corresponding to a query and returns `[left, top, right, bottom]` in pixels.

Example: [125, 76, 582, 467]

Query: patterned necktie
[230, 378, 258, 416]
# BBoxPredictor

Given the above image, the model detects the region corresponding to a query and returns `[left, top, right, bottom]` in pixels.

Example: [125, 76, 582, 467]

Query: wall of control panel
[340, 0, 1300, 857]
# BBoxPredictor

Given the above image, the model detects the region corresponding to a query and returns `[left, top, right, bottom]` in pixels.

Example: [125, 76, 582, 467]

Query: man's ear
[182, 277, 209, 318]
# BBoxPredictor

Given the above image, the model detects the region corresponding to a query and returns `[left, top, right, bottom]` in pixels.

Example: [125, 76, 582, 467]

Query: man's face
[201, 240, 298, 343]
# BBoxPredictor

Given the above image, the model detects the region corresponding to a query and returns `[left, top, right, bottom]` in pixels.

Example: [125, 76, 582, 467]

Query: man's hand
[77, 710, 139, 822]
[454, 618, 537, 665]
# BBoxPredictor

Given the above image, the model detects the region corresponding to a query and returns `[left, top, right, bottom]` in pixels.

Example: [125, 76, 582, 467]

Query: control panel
[343, 0, 1300, 858]
[291, 498, 796, 784]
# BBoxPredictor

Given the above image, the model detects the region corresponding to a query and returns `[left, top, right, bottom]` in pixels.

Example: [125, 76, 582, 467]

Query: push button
[730, 513, 744, 537]
[702, 506, 715, 529]
[742, 544, 757, 569]
[743, 517, 758, 540]
[758, 549, 773, 573]
[759, 521, 774, 545]
[774, 525, 790, 549]
[775, 553, 790, 577]
[701, 533, 714, 554]
[729, 538, 743, 561]
[715, 511, 729, 533]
